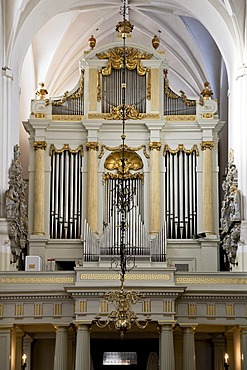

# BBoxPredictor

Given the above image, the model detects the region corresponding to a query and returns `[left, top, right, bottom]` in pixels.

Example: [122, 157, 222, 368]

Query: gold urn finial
[88, 35, 96, 50]
[201, 81, 213, 100]
[115, 20, 134, 34]
[152, 35, 160, 50]
[36, 82, 48, 100]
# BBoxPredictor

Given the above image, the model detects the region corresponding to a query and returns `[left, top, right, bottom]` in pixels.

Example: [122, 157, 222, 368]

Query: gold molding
[166, 115, 196, 121]
[99, 143, 149, 159]
[176, 277, 247, 284]
[51, 115, 82, 121]
[86, 142, 99, 151]
[33, 141, 47, 151]
[108, 104, 144, 120]
[200, 141, 215, 151]
[165, 78, 196, 107]
[1, 277, 74, 284]
[49, 144, 84, 156]
[146, 68, 151, 101]
[163, 144, 199, 156]
[87, 112, 160, 120]
[149, 142, 161, 151]
[97, 47, 152, 76]
[52, 70, 84, 106]
[80, 273, 170, 280]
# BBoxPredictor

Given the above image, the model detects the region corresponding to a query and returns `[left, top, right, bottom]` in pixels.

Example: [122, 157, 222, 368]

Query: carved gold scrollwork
[146, 68, 151, 101]
[99, 144, 149, 159]
[33, 141, 47, 151]
[49, 144, 84, 156]
[97, 70, 101, 102]
[103, 172, 144, 182]
[200, 141, 215, 151]
[105, 150, 143, 174]
[163, 144, 199, 156]
[86, 142, 99, 151]
[97, 47, 152, 76]
[52, 70, 84, 106]
[149, 142, 161, 151]
[165, 78, 196, 107]
[106, 104, 143, 120]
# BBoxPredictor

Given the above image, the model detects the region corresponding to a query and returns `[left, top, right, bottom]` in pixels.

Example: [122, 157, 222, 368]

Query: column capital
[200, 140, 215, 151]
[86, 142, 99, 151]
[53, 324, 70, 332]
[33, 141, 47, 150]
[149, 141, 161, 151]
[179, 323, 198, 333]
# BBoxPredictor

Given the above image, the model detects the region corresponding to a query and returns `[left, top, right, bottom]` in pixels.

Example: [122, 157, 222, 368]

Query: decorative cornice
[163, 144, 199, 156]
[200, 141, 215, 151]
[49, 144, 84, 156]
[86, 142, 99, 151]
[33, 141, 47, 151]
[149, 142, 161, 151]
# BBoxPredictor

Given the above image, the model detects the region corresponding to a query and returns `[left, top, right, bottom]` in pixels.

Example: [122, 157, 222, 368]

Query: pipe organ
[23, 40, 223, 272]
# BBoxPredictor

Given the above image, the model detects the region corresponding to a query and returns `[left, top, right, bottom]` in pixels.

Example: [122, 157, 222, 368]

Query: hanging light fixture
[94, 0, 150, 339]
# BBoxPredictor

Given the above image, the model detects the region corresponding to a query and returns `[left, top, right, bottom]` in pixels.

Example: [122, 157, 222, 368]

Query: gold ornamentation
[143, 300, 151, 313]
[34, 303, 43, 316]
[86, 142, 99, 151]
[52, 70, 84, 106]
[97, 70, 101, 102]
[53, 303, 62, 317]
[34, 113, 46, 119]
[107, 104, 143, 120]
[176, 277, 247, 284]
[79, 300, 87, 313]
[35, 82, 48, 100]
[163, 144, 199, 156]
[207, 303, 215, 316]
[152, 35, 160, 50]
[88, 35, 96, 49]
[147, 68, 151, 101]
[1, 277, 74, 284]
[87, 112, 160, 120]
[226, 303, 234, 316]
[80, 273, 170, 280]
[166, 115, 196, 121]
[200, 141, 215, 151]
[103, 172, 144, 182]
[49, 144, 84, 156]
[99, 143, 149, 159]
[149, 142, 161, 151]
[188, 303, 197, 316]
[164, 300, 173, 313]
[15, 304, 24, 316]
[201, 81, 213, 100]
[0, 304, 2, 317]
[116, 20, 134, 34]
[51, 115, 83, 121]
[201, 113, 214, 119]
[33, 141, 47, 151]
[97, 47, 152, 76]
[104, 150, 143, 175]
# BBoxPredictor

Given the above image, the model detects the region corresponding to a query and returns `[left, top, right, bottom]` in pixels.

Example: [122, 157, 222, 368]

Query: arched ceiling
[7, 0, 245, 100]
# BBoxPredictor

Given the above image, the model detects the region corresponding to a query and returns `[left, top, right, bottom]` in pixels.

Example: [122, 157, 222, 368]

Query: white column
[180, 324, 197, 370]
[75, 324, 90, 370]
[53, 326, 69, 370]
[159, 323, 175, 370]
[0, 326, 12, 370]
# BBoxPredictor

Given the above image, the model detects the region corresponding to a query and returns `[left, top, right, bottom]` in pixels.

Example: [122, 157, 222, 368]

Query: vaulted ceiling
[8, 0, 243, 102]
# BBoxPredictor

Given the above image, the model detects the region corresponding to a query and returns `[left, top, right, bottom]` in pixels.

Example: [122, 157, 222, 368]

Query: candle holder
[22, 354, 27, 370]
[224, 353, 229, 369]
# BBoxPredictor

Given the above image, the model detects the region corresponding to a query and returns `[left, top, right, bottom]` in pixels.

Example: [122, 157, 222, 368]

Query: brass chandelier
[94, 0, 150, 339]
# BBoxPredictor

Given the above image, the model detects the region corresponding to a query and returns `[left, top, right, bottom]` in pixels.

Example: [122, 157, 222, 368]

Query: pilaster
[0, 325, 12, 370]
[86, 142, 99, 233]
[53, 325, 69, 370]
[74, 323, 91, 370]
[149, 141, 161, 234]
[180, 324, 197, 370]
